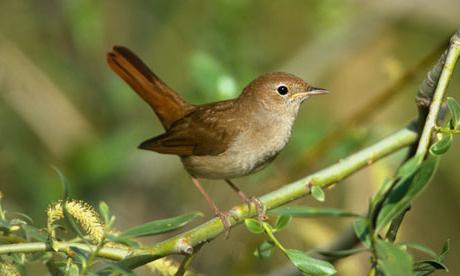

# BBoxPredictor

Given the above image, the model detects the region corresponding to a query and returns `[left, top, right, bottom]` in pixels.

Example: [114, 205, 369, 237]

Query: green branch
[416, 31, 460, 157]
[0, 241, 129, 261]
[3, 30, 459, 274]
[132, 126, 418, 268]
[0, 125, 418, 265]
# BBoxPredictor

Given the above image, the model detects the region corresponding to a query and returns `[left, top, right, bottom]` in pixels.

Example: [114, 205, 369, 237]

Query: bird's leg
[225, 179, 267, 220]
[191, 177, 233, 237]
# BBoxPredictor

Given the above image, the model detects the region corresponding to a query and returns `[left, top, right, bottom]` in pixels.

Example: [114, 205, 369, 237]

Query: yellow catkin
[148, 258, 200, 276]
[0, 262, 20, 276]
[47, 200, 104, 244]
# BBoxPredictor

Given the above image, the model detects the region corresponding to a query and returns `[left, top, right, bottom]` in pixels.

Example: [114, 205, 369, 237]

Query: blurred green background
[1, 0, 459, 275]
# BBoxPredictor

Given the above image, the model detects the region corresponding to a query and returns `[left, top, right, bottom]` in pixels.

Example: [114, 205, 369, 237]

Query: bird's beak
[291, 86, 329, 100]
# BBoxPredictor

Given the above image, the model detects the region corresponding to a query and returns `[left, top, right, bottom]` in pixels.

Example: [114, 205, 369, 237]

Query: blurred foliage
[1, 0, 460, 275]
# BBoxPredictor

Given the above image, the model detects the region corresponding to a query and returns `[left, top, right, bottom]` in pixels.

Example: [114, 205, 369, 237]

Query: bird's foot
[215, 211, 236, 239]
[245, 196, 267, 221]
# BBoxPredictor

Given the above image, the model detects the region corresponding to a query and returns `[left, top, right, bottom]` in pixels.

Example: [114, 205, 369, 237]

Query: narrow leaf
[270, 206, 360, 218]
[244, 218, 264, 234]
[120, 212, 202, 238]
[254, 240, 275, 259]
[317, 247, 368, 258]
[370, 178, 396, 227]
[311, 186, 325, 202]
[376, 157, 438, 231]
[438, 239, 450, 261]
[107, 234, 139, 248]
[99, 201, 112, 225]
[402, 242, 437, 258]
[68, 264, 79, 276]
[111, 255, 156, 272]
[70, 246, 90, 260]
[447, 97, 460, 129]
[371, 178, 395, 208]
[353, 218, 371, 247]
[429, 133, 452, 155]
[22, 224, 48, 242]
[375, 239, 412, 276]
[286, 249, 336, 275]
[274, 215, 291, 232]
[97, 262, 136, 276]
[413, 260, 448, 275]
[396, 155, 422, 178]
[51, 166, 70, 200]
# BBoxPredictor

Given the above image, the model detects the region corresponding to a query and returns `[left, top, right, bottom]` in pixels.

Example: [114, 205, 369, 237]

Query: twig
[384, 29, 460, 243]
[129, 126, 418, 269]
[0, 241, 130, 261]
[415, 30, 460, 157]
[4, 31, 458, 274]
[294, 39, 448, 172]
[0, 126, 418, 265]
[377, 29, 460, 273]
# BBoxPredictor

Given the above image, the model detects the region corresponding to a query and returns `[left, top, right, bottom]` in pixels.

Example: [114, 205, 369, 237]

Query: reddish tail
[107, 46, 193, 129]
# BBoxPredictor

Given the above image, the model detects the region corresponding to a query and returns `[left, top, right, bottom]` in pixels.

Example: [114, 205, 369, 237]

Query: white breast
[181, 113, 296, 179]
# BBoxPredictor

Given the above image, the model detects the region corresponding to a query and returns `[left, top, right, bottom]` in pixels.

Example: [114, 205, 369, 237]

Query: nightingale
[107, 46, 328, 230]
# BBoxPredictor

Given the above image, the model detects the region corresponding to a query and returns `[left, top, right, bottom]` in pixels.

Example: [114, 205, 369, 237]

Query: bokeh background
[1, 0, 459, 275]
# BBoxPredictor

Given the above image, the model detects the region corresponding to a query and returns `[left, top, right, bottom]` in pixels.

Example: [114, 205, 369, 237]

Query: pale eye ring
[277, 85, 288, 95]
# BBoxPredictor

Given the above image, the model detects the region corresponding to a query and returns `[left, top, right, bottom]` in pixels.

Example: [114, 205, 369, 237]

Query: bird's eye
[277, 85, 288, 95]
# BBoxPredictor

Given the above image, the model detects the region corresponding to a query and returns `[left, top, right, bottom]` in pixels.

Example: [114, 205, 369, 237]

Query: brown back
[107, 46, 194, 129]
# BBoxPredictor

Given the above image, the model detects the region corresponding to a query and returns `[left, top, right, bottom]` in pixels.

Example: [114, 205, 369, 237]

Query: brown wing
[107, 46, 194, 129]
[139, 101, 241, 156]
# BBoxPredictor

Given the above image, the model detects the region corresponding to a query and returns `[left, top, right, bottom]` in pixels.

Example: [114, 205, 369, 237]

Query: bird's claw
[245, 196, 267, 221]
[216, 211, 236, 239]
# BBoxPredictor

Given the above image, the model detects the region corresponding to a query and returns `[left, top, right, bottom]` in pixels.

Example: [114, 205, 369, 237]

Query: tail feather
[107, 46, 193, 129]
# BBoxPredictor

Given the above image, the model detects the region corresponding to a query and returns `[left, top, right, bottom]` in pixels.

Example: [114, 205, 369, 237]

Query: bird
[106, 46, 328, 231]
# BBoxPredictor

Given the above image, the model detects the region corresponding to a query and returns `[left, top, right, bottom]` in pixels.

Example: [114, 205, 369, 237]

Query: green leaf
[96, 262, 136, 276]
[286, 249, 336, 275]
[270, 206, 360, 218]
[274, 215, 291, 232]
[317, 247, 368, 258]
[375, 239, 412, 276]
[396, 155, 422, 178]
[429, 133, 452, 155]
[371, 178, 394, 207]
[369, 178, 396, 227]
[353, 218, 371, 247]
[120, 212, 202, 238]
[244, 218, 264, 234]
[68, 263, 79, 276]
[403, 242, 437, 258]
[11, 212, 34, 224]
[70, 246, 90, 261]
[111, 255, 156, 272]
[376, 157, 438, 231]
[311, 186, 325, 202]
[413, 260, 448, 275]
[438, 239, 449, 262]
[254, 240, 275, 259]
[447, 97, 460, 129]
[99, 201, 113, 226]
[22, 224, 48, 242]
[107, 234, 139, 248]
[51, 166, 70, 200]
